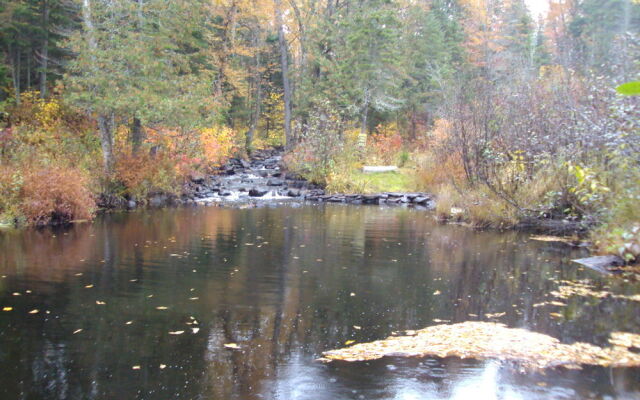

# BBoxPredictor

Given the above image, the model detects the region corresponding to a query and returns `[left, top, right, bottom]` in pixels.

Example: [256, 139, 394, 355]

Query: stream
[0, 204, 639, 399]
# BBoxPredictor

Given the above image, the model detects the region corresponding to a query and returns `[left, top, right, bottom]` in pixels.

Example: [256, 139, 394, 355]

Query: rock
[240, 159, 251, 168]
[189, 172, 206, 184]
[572, 255, 625, 273]
[219, 190, 232, 196]
[413, 196, 429, 205]
[267, 179, 284, 186]
[149, 193, 169, 207]
[362, 195, 380, 204]
[287, 189, 301, 197]
[249, 188, 268, 197]
[127, 200, 137, 209]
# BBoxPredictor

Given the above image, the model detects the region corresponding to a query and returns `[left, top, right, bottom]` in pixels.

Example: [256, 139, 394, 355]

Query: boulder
[249, 188, 268, 197]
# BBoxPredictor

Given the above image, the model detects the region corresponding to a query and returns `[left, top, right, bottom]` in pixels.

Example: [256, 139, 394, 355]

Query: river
[0, 204, 638, 399]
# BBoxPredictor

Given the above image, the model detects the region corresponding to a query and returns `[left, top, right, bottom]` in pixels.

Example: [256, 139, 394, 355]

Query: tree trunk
[131, 116, 143, 152]
[246, 35, 262, 155]
[40, 0, 50, 98]
[98, 113, 115, 174]
[275, 0, 293, 150]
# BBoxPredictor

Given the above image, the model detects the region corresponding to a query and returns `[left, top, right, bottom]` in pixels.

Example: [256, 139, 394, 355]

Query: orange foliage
[115, 151, 180, 198]
[20, 166, 94, 225]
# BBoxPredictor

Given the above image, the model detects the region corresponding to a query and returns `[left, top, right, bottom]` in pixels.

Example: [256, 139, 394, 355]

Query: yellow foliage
[200, 125, 238, 166]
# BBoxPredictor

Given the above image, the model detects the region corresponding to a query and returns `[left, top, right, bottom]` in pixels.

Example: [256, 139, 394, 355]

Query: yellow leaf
[2, 307, 13, 312]
[156, 306, 168, 310]
[345, 340, 356, 345]
[28, 309, 39, 314]
[224, 343, 240, 349]
[168, 330, 185, 335]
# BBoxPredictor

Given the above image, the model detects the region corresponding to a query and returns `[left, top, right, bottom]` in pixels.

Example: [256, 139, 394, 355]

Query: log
[362, 166, 398, 173]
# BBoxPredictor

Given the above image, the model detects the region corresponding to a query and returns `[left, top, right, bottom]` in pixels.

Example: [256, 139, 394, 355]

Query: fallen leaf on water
[2, 307, 13, 311]
[159, 364, 166, 369]
[12, 292, 21, 296]
[84, 284, 94, 289]
[345, 340, 356, 345]
[168, 331, 184, 335]
[433, 290, 441, 295]
[192, 328, 200, 334]
[353, 326, 362, 330]
[350, 292, 356, 297]
[317, 321, 640, 370]
[132, 365, 141, 370]
[549, 312, 563, 318]
[224, 343, 240, 349]
[485, 312, 506, 318]
[189, 297, 199, 301]
[73, 329, 83, 334]
[28, 309, 39, 314]
[96, 301, 106, 305]
[125, 321, 133, 325]
[156, 306, 168, 310]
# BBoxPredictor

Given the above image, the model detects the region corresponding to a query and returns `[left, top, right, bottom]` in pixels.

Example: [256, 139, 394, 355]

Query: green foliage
[617, 81, 640, 96]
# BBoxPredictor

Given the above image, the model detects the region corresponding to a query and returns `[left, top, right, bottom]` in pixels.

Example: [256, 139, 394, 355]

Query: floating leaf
[96, 301, 106, 305]
[224, 343, 240, 349]
[28, 309, 39, 314]
[73, 329, 83, 334]
[353, 326, 362, 330]
[132, 365, 141, 370]
[156, 306, 168, 310]
[84, 284, 94, 289]
[350, 292, 356, 297]
[433, 290, 441, 295]
[125, 321, 133, 325]
[192, 328, 200, 334]
[168, 330, 185, 335]
[318, 321, 640, 370]
[345, 340, 356, 345]
[159, 364, 167, 369]
[2, 307, 12, 312]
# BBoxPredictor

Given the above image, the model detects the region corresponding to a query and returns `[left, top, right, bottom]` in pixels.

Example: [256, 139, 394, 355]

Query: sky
[525, 0, 550, 20]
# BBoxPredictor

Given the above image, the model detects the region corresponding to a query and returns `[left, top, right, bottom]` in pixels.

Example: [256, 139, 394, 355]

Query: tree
[65, 0, 215, 172]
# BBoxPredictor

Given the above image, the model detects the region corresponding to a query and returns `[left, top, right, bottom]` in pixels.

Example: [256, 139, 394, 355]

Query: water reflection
[0, 204, 638, 399]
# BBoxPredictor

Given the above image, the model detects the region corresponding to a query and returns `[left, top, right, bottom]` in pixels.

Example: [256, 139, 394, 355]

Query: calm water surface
[0, 204, 639, 399]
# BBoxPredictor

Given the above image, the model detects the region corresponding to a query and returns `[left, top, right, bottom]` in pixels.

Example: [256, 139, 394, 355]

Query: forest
[1, 0, 639, 262]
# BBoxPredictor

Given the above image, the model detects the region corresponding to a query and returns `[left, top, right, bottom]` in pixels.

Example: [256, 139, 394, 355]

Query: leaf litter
[318, 321, 640, 370]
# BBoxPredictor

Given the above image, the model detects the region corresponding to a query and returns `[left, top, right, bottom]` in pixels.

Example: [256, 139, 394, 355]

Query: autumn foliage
[20, 166, 94, 226]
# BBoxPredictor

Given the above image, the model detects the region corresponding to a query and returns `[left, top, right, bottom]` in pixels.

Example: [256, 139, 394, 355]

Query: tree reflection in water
[0, 204, 638, 399]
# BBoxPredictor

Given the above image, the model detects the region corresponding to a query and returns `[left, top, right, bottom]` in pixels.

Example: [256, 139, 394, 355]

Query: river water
[0, 204, 638, 399]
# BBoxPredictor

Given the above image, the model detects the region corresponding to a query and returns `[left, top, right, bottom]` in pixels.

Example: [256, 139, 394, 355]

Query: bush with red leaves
[20, 167, 94, 225]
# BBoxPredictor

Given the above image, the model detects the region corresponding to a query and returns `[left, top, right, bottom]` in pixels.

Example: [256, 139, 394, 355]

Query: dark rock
[267, 179, 284, 186]
[189, 172, 206, 184]
[288, 189, 301, 197]
[219, 190, 232, 196]
[249, 188, 268, 197]
[362, 195, 380, 204]
[413, 196, 429, 204]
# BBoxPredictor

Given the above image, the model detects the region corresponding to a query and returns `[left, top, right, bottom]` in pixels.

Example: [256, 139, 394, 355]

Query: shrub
[114, 151, 181, 199]
[0, 166, 24, 225]
[20, 166, 94, 225]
